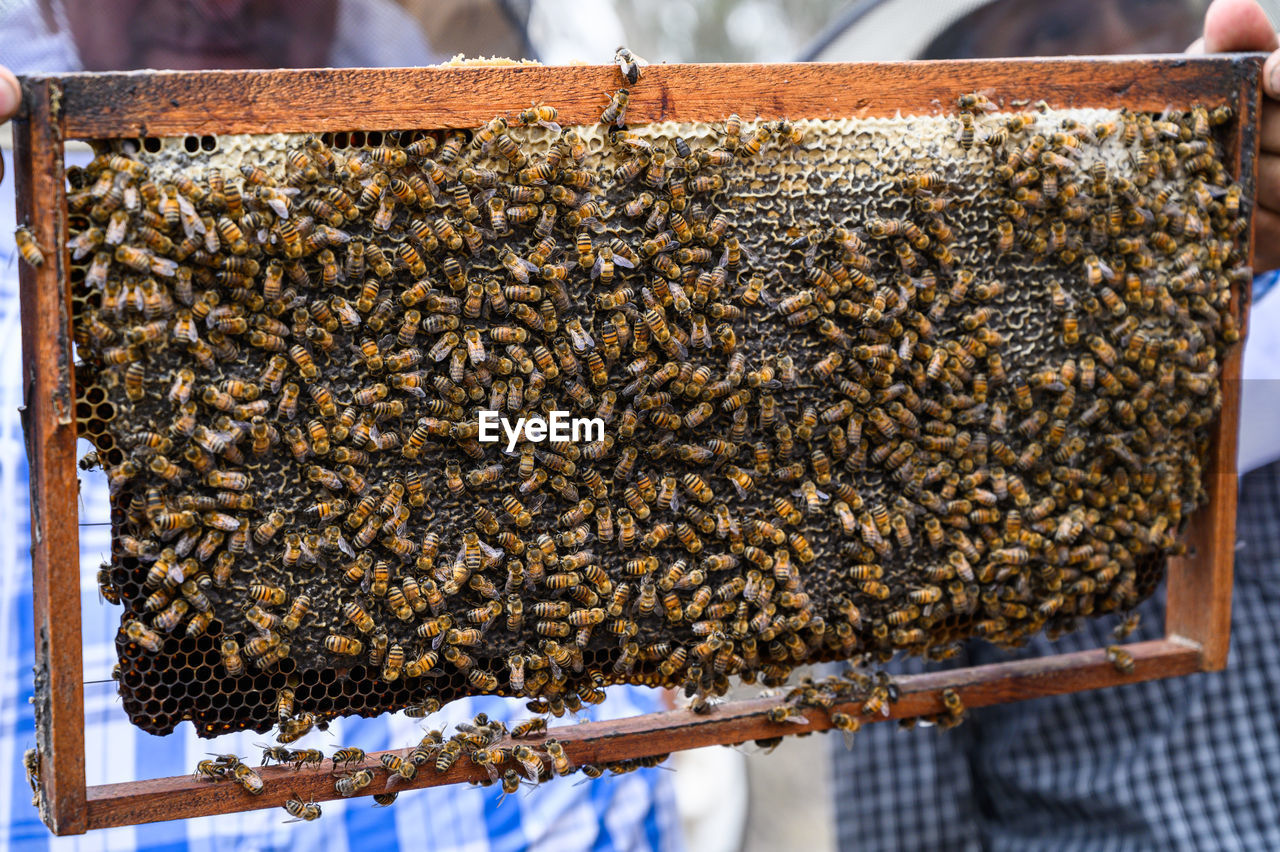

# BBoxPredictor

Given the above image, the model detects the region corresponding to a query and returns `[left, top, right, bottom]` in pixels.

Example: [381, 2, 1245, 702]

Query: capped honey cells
[61, 78, 1249, 740]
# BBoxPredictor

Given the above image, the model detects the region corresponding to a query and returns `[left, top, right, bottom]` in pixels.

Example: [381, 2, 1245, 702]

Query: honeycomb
[61, 84, 1247, 738]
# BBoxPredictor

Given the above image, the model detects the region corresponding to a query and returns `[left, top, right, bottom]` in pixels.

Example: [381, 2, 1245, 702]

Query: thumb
[1202, 0, 1278, 53]
[0, 68, 20, 123]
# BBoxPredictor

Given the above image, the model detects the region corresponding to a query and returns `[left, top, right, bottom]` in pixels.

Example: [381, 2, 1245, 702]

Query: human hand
[0, 66, 18, 183]
[1190, 0, 1280, 272]
[0, 66, 17, 122]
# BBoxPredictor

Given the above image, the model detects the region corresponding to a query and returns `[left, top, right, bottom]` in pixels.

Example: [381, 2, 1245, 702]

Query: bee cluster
[190, 709, 673, 820]
[64, 70, 1246, 741]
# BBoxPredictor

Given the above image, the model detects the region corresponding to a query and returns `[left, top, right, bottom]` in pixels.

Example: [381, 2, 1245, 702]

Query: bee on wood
[283, 796, 322, 822]
[602, 88, 630, 127]
[335, 768, 375, 797]
[16, 227, 46, 267]
[614, 46, 648, 85]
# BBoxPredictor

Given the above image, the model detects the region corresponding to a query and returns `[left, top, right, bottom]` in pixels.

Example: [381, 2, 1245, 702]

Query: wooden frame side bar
[82, 638, 1199, 830]
[31, 54, 1266, 138]
[1162, 53, 1262, 670]
[14, 78, 87, 835]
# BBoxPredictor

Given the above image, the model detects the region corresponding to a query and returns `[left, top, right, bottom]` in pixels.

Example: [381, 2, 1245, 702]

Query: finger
[1187, 36, 1206, 54]
[1266, 51, 1280, 100]
[1263, 99, 1280, 151]
[1249, 204, 1280, 272]
[1203, 0, 1279, 53]
[0, 67, 19, 123]
[1258, 149, 1280, 206]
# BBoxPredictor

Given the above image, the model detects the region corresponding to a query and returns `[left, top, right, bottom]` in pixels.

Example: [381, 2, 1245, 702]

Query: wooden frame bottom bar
[84, 638, 1199, 830]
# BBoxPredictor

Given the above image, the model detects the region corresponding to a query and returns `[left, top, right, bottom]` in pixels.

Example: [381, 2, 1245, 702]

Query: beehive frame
[13, 54, 1261, 835]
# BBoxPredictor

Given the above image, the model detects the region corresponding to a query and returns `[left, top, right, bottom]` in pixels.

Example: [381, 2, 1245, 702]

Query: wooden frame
[12, 54, 1262, 835]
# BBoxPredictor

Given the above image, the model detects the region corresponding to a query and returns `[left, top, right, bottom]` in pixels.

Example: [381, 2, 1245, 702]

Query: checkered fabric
[832, 457, 1280, 852]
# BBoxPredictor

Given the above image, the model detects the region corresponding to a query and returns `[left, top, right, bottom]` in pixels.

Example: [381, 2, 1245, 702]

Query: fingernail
[1270, 61, 1280, 97]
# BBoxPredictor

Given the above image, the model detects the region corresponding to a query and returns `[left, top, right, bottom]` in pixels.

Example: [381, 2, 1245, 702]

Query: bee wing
[175, 194, 205, 233]
[320, 225, 352, 244]
[264, 196, 291, 220]
[504, 261, 530, 284]
[572, 769, 600, 786]
[613, 252, 635, 269]
[538, 119, 562, 134]
[513, 256, 539, 275]
[149, 256, 179, 278]
[590, 255, 605, 280]
[517, 754, 543, 779]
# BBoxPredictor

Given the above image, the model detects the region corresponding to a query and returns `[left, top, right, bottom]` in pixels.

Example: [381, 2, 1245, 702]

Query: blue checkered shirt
[833, 455, 1280, 851]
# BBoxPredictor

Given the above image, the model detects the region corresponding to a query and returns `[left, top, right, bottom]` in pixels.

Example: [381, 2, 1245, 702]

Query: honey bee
[601, 88, 630, 127]
[15, 227, 46, 267]
[518, 102, 562, 133]
[231, 762, 265, 795]
[283, 797, 322, 823]
[335, 768, 375, 797]
[1106, 645, 1136, 675]
[614, 46, 647, 85]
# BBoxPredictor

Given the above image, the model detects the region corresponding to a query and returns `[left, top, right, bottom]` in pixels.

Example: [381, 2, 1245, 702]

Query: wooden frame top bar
[21, 53, 1264, 138]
